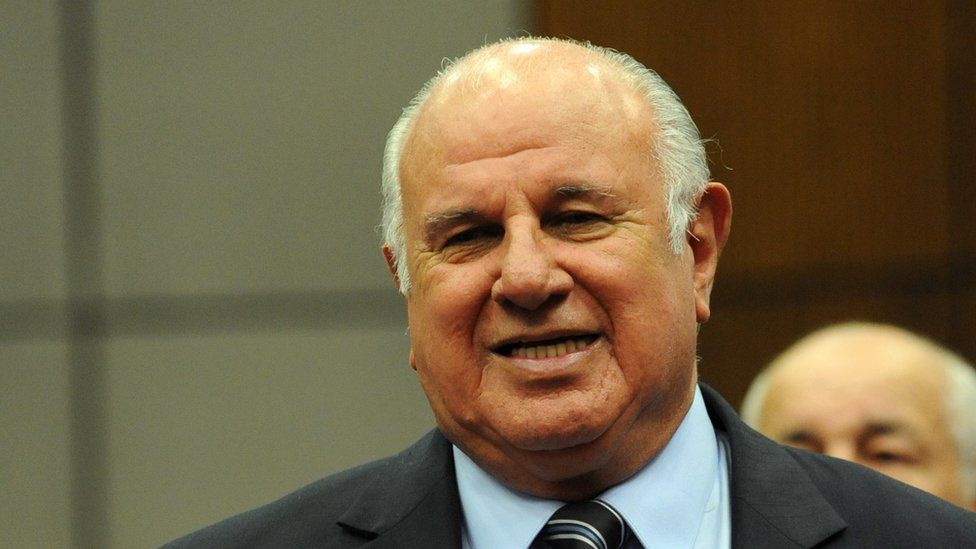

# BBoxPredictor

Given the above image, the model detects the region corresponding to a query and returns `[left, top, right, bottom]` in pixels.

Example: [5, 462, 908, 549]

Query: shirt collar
[453, 385, 719, 549]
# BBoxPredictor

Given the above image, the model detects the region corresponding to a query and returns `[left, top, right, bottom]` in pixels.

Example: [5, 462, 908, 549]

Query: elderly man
[168, 38, 976, 548]
[741, 322, 976, 511]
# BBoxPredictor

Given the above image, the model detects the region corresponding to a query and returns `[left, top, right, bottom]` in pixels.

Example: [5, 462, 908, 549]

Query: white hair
[945, 354, 976, 504]
[380, 36, 710, 294]
[740, 322, 976, 503]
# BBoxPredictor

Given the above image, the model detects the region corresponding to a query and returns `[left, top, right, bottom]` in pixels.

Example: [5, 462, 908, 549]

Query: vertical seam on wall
[58, 2, 109, 548]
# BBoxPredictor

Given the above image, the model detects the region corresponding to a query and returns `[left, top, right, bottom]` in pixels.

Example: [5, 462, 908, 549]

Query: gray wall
[1, 2, 531, 547]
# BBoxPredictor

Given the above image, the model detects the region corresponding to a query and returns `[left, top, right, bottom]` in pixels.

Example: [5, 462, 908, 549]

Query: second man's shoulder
[786, 446, 976, 546]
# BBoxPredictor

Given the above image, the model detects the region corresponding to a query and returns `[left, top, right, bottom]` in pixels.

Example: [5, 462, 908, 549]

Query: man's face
[388, 45, 726, 497]
[757, 344, 968, 508]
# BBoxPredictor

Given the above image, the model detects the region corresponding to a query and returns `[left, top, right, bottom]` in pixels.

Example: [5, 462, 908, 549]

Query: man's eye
[553, 211, 605, 226]
[547, 212, 612, 239]
[871, 451, 907, 463]
[443, 225, 502, 248]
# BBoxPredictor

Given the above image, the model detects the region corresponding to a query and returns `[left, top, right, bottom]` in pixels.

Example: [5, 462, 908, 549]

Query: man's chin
[483, 398, 626, 453]
[446, 414, 641, 497]
[504, 425, 607, 452]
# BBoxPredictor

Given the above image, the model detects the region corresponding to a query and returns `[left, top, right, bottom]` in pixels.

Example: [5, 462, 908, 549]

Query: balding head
[381, 37, 710, 294]
[403, 41, 648, 173]
[742, 322, 976, 510]
[378, 36, 732, 499]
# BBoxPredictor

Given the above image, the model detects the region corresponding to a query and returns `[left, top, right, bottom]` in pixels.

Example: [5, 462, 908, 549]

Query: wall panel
[0, 1, 66, 301]
[0, 342, 72, 549]
[104, 327, 429, 547]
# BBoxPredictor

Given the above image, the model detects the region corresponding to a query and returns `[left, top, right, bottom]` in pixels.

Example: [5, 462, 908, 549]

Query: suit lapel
[700, 384, 847, 548]
[337, 430, 462, 549]
[337, 387, 849, 548]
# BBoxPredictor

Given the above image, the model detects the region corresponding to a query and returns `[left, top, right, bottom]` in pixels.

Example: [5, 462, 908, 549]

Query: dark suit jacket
[165, 384, 976, 548]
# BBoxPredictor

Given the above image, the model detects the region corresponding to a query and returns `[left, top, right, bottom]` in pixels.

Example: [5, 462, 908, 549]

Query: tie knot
[534, 499, 629, 549]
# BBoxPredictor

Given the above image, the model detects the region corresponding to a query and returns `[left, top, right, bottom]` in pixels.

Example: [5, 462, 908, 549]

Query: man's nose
[490, 226, 573, 310]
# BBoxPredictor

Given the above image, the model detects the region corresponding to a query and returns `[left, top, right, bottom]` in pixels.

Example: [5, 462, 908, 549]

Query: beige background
[1, 2, 530, 547]
[10, 2, 973, 548]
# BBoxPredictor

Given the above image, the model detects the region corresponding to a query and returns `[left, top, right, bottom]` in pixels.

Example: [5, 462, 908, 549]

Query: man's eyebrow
[781, 429, 817, 444]
[861, 421, 912, 439]
[423, 208, 481, 240]
[554, 183, 618, 200]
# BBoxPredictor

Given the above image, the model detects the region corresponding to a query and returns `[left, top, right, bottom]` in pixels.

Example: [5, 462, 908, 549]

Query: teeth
[509, 336, 595, 358]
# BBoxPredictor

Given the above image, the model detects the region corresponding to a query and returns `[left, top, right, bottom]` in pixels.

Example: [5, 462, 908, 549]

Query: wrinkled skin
[756, 327, 972, 510]
[385, 41, 731, 500]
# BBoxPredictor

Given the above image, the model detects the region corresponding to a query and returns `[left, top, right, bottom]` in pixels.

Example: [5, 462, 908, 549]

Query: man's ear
[408, 348, 417, 371]
[688, 182, 732, 323]
[382, 245, 402, 290]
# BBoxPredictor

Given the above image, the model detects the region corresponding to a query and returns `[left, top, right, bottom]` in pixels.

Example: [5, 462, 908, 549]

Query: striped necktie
[532, 499, 629, 549]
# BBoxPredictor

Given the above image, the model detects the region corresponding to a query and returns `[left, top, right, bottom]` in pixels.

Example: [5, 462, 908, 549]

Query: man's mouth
[494, 334, 599, 359]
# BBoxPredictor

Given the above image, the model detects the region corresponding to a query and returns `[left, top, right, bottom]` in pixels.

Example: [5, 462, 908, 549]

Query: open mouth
[494, 334, 599, 359]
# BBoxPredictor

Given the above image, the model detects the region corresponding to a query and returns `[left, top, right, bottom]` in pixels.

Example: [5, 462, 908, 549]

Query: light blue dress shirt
[454, 385, 731, 548]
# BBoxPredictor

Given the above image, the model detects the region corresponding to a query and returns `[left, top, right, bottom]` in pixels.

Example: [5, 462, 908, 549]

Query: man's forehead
[764, 375, 940, 436]
[401, 44, 651, 171]
[766, 348, 950, 427]
[396, 40, 659, 219]
[774, 353, 943, 400]
[422, 41, 644, 124]
[440, 40, 604, 91]
[793, 335, 942, 377]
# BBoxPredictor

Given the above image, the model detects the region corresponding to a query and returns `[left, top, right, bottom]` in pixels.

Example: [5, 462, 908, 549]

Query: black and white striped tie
[532, 499, 629, 549]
